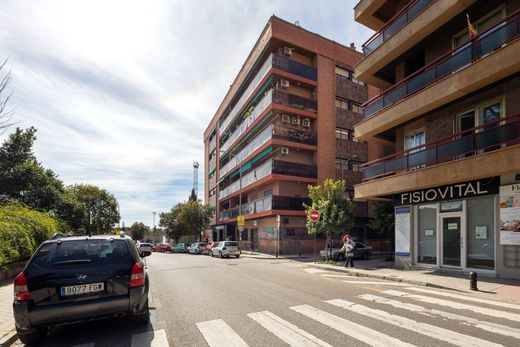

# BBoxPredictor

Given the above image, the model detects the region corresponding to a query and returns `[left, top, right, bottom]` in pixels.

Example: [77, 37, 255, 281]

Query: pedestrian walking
[340, 234, 356, 268]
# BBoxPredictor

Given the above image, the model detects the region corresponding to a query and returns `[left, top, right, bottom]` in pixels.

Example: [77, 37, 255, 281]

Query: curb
[303, 263, 452, 290]
[0, 328, 17, 347]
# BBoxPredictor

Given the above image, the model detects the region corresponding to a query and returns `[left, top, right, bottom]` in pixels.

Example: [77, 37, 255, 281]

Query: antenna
[193, 161, 199, 199]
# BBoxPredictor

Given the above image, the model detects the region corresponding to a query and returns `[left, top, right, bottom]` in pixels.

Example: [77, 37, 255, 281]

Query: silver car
[210, 241, 241, 258]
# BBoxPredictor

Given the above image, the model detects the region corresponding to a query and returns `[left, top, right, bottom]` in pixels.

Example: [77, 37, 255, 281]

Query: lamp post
[152, 211, 156, 244]
[220, 150, 243, 244]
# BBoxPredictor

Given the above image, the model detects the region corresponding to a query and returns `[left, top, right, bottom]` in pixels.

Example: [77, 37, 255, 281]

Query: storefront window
[440, 200, 462, 212]
[418, 204, 437, 264]
[467, 196, 495, 269]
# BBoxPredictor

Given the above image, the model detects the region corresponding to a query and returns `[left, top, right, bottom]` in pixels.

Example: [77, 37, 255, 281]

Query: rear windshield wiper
[53, 259, 92, 265]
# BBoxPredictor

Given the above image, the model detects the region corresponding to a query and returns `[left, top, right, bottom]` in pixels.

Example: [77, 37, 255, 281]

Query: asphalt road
[14, 252, 520, 346]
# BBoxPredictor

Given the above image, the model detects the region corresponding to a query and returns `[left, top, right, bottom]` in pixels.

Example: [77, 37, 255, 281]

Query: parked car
[171, 243, 188, 253]
[137, 242, 153, 255]
[202, 242, 218, 255]
[152, 243, 171, 252]
[13, 235, 151, 345]
[188, 242, 207, 254]
[210, 241, 241, 258]
[319, 242, 373, 261]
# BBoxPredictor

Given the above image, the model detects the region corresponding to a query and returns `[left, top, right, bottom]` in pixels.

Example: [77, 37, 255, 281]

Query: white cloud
[0, 0, 373, 227]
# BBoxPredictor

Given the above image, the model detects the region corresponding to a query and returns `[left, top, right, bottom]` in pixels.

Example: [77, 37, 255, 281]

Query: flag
[466, 14, 478, 39]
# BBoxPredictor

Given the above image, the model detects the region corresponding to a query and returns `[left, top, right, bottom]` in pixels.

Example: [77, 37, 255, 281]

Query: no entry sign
[309, 210, 320, 221]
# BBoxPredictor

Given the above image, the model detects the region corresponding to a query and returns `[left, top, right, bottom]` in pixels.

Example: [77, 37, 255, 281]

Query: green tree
[304, 179, 354, 260]
[159, 203, 185, 243]
[0, 127, 86, 229]
[181, 200, 213, 241]
[129, 222, 150, 241]
[69, 184, 120, 234]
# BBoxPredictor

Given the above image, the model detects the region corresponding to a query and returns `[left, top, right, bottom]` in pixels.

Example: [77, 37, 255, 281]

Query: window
[351, 102, 362, 113]
[335, 98, 362, 112]
[405, 130, 425, 151]
[209, 188, 216, 197]
[335, 66, 350, 78]
[417, 204, 437, 265]
[335, 128, 352, 140]
[453, 7, 505, 48]
[350, 162, 362, 172]
[335, 98, 349, 110]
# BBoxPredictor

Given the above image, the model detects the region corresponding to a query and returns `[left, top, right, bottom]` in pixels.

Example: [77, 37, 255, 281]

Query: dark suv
[13, 235, 151, 345]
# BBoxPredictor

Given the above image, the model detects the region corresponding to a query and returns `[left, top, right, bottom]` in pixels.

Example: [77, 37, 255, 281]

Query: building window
[351, 102, 362, 113]
[336, 98, 362, 113]
[335, 128, 351, 140]
[467, 196, 495, 270]
[405, 130, 425, 151]
[417, 204, 437, 265]
[335, 98, 349, 110]
[209, 188, 216, 197]
[335, 159, 348, 171]
[453, 7, 505, 48]
[350, 162, 362, 172]
[335, 66, 350, 78]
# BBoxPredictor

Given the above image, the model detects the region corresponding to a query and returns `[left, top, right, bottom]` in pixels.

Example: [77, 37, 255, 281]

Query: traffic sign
[309, 210, 320, 221]
[237, 215, 245, 228]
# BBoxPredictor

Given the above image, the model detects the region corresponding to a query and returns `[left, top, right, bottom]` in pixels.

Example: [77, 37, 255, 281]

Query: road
[13, 252, 520, 346]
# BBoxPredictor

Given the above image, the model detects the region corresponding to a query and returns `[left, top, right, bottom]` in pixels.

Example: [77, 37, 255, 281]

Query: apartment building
[203, 16, 380, 255]
[354, 0, 520, 278]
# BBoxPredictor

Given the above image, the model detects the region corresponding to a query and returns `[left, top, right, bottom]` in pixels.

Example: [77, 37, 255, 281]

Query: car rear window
[33, 239, 131, 268]
[225, 242, 238, 247]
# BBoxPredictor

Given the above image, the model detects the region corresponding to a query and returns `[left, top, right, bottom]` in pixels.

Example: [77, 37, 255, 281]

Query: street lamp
[220, 150, 243, 244]
[152, 211, 156, 244]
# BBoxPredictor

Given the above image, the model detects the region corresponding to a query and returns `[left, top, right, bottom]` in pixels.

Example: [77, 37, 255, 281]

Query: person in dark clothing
[341, 234, 356, 268]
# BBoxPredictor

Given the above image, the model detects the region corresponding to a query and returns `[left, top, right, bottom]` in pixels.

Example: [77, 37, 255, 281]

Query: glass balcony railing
[273, 90, 317, 112]
[362, 0, 433, 56]
[363, 12, 520, 118]
[272, 124, 317, 146]
[219, 159, 317, 199]
[219, 54, 317, 134]
[362, 113, 520, 181]
[219, 195, 310, 221]
[220, 89, 274, 153]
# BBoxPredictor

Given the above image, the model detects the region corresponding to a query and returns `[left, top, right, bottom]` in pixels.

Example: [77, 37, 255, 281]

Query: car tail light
[130, 263, 145, 288]
[14, 272, 31, 301]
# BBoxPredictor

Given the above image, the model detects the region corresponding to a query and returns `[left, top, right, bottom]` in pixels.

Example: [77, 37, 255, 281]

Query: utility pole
[153, 211, 156, 244]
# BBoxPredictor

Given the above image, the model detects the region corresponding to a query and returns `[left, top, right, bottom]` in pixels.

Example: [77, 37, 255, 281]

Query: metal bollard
[469, 271, 478, 291]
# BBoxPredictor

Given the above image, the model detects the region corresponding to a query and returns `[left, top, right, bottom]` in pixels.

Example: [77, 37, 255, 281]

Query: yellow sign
[237, 215, 245, 227]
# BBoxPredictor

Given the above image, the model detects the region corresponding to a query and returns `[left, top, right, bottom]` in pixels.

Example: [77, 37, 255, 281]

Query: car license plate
[61, 282, 104, 296]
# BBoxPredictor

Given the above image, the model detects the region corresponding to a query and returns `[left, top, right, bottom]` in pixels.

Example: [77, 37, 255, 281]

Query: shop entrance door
[442, 216, 462, 267]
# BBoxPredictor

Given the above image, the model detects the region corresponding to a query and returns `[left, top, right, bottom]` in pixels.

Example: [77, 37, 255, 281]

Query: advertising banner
[499, 183, 520, 245]
[395, 206, 411, 256]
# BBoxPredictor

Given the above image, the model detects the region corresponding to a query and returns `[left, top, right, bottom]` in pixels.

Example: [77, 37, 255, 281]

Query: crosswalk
[195, 287, 520, 347]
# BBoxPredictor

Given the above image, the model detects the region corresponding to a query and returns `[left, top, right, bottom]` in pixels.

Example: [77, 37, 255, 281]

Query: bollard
[469, 271, 478, 291]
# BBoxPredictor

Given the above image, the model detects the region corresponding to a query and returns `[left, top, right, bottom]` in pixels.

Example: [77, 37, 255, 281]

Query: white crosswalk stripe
[326, 298, 502, 347]
[289, 304, 414, 347]
[342, 280, 407, 285]
[405, 287, 520, 311]
[130, 329, 169, 347]
[383, 289, 520, 322]
[359, 293, 520, 340]
[196, 319, 249, 347]
[248, 311, 332, 347]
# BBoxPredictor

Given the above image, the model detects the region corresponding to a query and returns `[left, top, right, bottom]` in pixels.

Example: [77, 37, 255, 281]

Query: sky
[0, 0, 374, 227]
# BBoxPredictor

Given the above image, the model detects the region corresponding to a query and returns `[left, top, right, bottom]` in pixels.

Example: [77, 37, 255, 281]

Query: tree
[369, 201, 395, 260]
[159, 203, 185, 243]
[304, 179, 354, 260]
[0, 58, 14, 134]
[159, 200, 213, 243]
[68, 184, 120, 234]
[0, 127, 86, 229]
[129, 222, 150, 241]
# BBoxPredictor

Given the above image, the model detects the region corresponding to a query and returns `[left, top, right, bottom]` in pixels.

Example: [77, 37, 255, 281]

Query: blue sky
[0, 0, 373, 227]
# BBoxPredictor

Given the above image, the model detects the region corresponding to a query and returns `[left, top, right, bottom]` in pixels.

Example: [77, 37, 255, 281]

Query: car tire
[17, 327, 47, 346]
[236, 255, 240, 258]
[219, 251, 222, 258]
[363, 252, 370, 260]
[132, 298, 150, 325]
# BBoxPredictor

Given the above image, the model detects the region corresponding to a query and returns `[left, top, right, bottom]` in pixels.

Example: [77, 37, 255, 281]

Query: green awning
[229, 146, 272, 179]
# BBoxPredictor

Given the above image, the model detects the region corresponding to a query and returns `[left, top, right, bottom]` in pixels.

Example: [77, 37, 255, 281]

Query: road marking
[289, 304, 414, 347]
[383, 290, 520, 322]
[196, 319, 249, 347]
[342, 280, 407, 286]
[131, 329, 169, 347]
[326, 299, 501, 347]
[73, 344, 95, 347]
[248, 311, 331, 347]
[360, 293, 520, 339]
[405, 287, 520, 311]
[304, 268, 329, 274]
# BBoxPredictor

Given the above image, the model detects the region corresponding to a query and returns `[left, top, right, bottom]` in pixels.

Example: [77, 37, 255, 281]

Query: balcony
[362, 0, 434, 56]
[335, 75, 368, 104]
[356, 113, 520, 198]
[219, 195, 310, 221]
[272, 90, 317, 113]
[219, 53, 317, 134]
[219, 159, 317, 199]
[272, 124, 317, 146]
[336, 139, 368, 162]
[357, 11, 520, 140]
[356, 0, 476, 89]
[335, 169, 363, 189]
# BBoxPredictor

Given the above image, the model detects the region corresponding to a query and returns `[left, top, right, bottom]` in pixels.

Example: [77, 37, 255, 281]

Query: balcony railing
[362, 0, 434, 56]
[362, 113, 520, 181]
[219, 195, 310, 221]
[273, 124, 317, 146]
[219, 54, 317, 134]
[219, 159, 317, 199]
[363, 11, 520, 118]
[273, 90, 317, 113]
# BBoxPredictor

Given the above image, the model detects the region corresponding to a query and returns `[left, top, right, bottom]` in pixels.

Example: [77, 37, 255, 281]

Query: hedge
[0, 205, 59, 270]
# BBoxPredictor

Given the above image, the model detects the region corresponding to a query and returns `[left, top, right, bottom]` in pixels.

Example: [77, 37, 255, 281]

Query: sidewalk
[0, 281, 16, 347]
[242, 251, 520, 303]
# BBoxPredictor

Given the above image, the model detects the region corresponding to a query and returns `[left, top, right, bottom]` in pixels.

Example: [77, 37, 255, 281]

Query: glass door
[442, 217, 462, 267]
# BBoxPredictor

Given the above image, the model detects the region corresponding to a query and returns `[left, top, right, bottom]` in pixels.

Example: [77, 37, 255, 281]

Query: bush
[0, 205, 59, 269]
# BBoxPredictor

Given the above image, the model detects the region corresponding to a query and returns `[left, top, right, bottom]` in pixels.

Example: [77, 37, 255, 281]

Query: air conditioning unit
[302, 118, 310, 127]
[281, 114, 290, 123]
[291, 116, 300, 125]
[281, 147, 289, 155]
[280, 79, 290, 89]
[283, 46, 293, 56]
